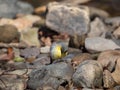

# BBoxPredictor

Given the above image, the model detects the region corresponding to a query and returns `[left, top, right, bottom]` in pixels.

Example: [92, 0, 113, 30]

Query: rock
[88, 17, 108, 38]
[0, 24, 20, 43]
[27, 62, 74, 90]
[85, 37, 120, 53]
[62, 0, 91, 5]
[46, 2, 90, 36]
[103, 70, 116, 88]
[0, 15, 41, 32]
[89, 7, 109, 19]
[105, 17, 120, 28]
[111, 58, 120, 85]
[113, 26, 120, 39]
[71, 53, 92, 69]
[97, 50, 120, 72]
[0, 0, 33, 18]
[69, 34, 86, 49]
[20, 47, 40, 59]
[82, 88, 103, 90]
[72, 60, 103, 88]
[0, 75, 25, 90]
[40, 46, 50, 53]
[20, 28, 40, 47]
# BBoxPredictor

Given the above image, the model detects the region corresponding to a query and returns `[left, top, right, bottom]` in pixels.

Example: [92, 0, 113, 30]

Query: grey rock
[0, 0, 33, 18]
[20, 47, 40, 58]
[88, 18, 108, 38]
[27, 62, 74, 90]
[105, 17, 120, 28]
[0, 24, 20, 43]
[40, 46, 50, 54]
[72, 60, 103, 88]
[46, 2, 90, 36]
[20, 28, 40, 47]
[85, 37, 120, 53]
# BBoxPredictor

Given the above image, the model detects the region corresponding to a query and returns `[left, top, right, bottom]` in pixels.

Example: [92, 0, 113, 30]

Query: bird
[50, 42, 68, 61]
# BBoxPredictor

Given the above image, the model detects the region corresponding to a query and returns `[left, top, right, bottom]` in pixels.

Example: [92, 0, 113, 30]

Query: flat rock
[20, 27, 40, 47]
[46, 2, 90, 36]
[72, 60, 103, 88]
[20, 47, 40, 58]
[85, 37, 120, 53]
[27, 62, 74, 90]
[0, 24, 20, 43]
[0, 0, 33, 18]
[88, 17, 108, 37]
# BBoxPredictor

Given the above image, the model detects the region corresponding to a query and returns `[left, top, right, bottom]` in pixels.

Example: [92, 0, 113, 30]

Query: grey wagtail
[50, 42, 68, 61]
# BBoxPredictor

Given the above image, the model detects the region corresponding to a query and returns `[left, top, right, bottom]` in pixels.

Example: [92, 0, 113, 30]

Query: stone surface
[20, 47, 40, 59]
[89, 7, 109, 19]
[46, 2, 90, 36]
[113, 26, 120, 39]
[20, 28, 40, 47]
[88, 18, 108, 37]
[0, 75, 25, 90]
[112, 58, 120, 85]
[0, 0, 33, 18]
[0, 15, 41, 32]
[72, 60, 103, 88]
[27, 62, 74, 90]
[103, 70, 115, 88]
[0, 24, 20, 43]
[97, 50, 120, 72]
[105, 17, 120, 28]
[71, 53, 92, 69]
[85, 37, 120, 53]
[40, 46, 50, 53]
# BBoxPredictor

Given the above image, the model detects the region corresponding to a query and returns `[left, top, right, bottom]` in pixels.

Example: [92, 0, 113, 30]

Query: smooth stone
[46, 2, 90, 36]
[72, 60, 103, 88]
[85, 37, 120, 53]
[20, 28, 40, 47]
[105, 17, 120, 28]
[27, 62, 74, 90]
[89, 7, 109, 19]
[40, 46, 50, 54]
[0, 15, 41, 32]
[0, 0, 33, 18]
[0, 24, 20, 43]
[20, 47, 40, 59]
[88, 17, 108, 38]
[113, 26, 120, 39]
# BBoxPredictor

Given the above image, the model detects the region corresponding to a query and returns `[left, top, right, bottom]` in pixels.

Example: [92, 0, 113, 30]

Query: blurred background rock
[21, 0, 120, 17]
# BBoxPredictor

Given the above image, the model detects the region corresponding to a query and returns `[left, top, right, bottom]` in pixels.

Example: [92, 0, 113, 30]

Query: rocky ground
[0, 0, 120, 90]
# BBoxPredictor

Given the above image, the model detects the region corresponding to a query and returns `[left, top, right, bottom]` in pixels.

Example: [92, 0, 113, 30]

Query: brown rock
[71, 53, 92, 69]
[113, 26, 120, 39]
[0, 24, 20, 43]
[112, 58, 120, 85]
[97, 50, 120, 72]
[103, 70, 116, 88]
